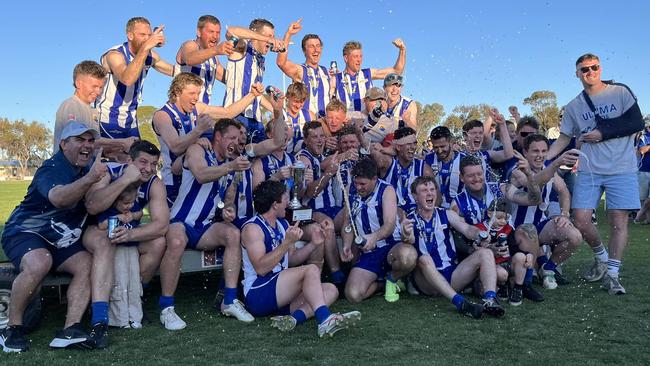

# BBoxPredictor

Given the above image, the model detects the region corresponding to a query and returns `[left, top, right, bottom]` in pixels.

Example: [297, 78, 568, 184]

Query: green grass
[1, 181, 650, 365]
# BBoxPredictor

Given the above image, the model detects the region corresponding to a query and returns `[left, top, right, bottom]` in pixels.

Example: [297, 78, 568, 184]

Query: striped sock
[592, 244, 609, 263]
[607, 259, 621, 276]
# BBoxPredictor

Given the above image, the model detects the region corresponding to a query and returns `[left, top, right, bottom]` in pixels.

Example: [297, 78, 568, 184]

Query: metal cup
[289, 161, 306, 209]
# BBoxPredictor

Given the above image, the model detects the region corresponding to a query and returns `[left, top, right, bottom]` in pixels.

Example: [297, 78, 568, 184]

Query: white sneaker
[583, 259, 607, 282]
[221, 299, 254, 323]
[160, 306, 186, 330]
[541, 269, 558, 290]
[602, 273, 626, 295]
[317, 311, 360, 338]
[270, 315, 297, 332]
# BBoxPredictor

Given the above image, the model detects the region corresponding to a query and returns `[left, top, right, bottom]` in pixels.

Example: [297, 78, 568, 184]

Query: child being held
[475, 198, 534, 307]
[97, 183, 144, 328]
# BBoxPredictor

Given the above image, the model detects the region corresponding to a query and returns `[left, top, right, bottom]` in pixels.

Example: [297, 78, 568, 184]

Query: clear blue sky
[1, 1, 649, 131]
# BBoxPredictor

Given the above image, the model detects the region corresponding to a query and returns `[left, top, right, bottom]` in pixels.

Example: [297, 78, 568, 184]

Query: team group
[1, 14, 645, 353]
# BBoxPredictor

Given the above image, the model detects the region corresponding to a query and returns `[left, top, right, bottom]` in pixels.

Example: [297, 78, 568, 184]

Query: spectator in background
[634, 117, 650, 223]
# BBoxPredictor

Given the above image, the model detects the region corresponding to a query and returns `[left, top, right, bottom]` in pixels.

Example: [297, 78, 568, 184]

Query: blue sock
[159, 296, 174, 310]
[452, 294, 465, 311]
[291, 310, 307, 325]
[524, 269, 534, 285]
[537, 255, 549, 267]
[91, 301, 109, 325]
[483, 291, 496, 300]
[543, 260, 557, 271]
[331, 270, 346, 284]
[223, 287, 237, 305]
[386, 272, 397, 284]
[314, 305, 331, 324]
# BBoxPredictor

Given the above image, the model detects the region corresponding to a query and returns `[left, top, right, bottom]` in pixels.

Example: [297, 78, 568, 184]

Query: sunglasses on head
[519, 131, 533, 138]
[580, 64, 600, 74]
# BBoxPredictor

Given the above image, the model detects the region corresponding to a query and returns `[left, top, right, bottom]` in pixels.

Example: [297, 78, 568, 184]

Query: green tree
[415, 102, 445, 146]
[523, 90, 560, 131]
[137, 105, 160, 149]
[0, 118, 52, 177]
[442, 104, 493, 134]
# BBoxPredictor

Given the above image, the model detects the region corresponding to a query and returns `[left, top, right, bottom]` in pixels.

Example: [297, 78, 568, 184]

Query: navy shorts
[244, 272, 290, 317]
[99, 122, 140, 139]
[235, 115, 266, 145]
[534, 218, 552, 235]
[2, 232, 86, 270]
[440, 264, 457, 283]
[171, 220, 212, 250]
[353, 244, 394, 278]
[314, 206, 342, 220]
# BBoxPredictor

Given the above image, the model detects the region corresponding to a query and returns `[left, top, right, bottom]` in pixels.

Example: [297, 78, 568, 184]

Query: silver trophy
[286, 161, 313, 224]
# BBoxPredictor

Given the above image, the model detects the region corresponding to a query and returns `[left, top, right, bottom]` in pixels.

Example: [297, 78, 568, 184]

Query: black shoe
[481, 297, 505, 317]
[497, 285, 509, 301]
[49, 323, 92, 350]
[522, 284, 544, 302]
[87, 322, 109, 349]
[509, 285, 523, 306]
[553, 269, 571, 285]
[0, 325, 29, 353]
[458, 300, 483, 319]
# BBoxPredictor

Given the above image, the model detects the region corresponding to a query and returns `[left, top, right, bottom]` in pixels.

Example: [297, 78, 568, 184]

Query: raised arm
[103, 27, 166, 86]
[276, 19, 303, 81]
[486, 109, 514, 163]
[370, 38, 406, 80]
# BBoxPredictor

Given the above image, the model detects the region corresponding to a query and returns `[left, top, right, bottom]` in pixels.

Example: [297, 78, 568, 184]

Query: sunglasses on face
[580, 64, 600, 74]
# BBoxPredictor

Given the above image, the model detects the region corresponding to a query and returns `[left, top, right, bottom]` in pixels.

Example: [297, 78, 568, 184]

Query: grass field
[1, 181, 650, 365]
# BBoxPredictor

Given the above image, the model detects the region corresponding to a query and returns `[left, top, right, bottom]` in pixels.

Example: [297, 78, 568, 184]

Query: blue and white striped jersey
[334, 68, 373, 112]
[154, 102, 198, 201]
[223, 42, 264, 122]
[348, 179, 401, 249]
[297, 149, 338, 211]
[241, 215, 289, 295]
[301, 64, 331, 117]
[409, 208, 457, 270]
[383, 157, 426, 213]
[170, 149, 233, 227]
[97, 42, 153, 139]
[179, 43, 219, 104]
[283, 108, 312, 154]
[385, 96, 413, 127]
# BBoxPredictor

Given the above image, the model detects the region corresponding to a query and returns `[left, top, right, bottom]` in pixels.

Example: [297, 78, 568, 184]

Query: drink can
[229, 36, 239, 46]
[330, 61, 338, 73]
[108, 216, 119, 239]
[265, 85, 282, 100]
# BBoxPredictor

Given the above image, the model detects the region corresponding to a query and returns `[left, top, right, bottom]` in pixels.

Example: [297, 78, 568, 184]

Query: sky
[1, 0, 649, 131]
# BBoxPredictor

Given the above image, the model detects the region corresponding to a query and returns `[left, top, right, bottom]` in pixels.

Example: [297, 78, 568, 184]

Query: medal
[344, 225, 352, 234]
[217, 201, 225, 209]
[354, 236, 366, 247]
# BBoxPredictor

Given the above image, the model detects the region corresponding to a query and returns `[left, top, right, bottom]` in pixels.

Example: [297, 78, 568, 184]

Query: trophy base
[286, 206, 314, 226]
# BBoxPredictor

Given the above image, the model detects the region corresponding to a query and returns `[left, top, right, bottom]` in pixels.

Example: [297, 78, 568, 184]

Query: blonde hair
[168, 73, 203, 101]
[342, 41, 362, 56]
[285, 82, 308, 101]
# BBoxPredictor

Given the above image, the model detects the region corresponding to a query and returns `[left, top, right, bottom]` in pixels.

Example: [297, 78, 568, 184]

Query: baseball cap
[365, 87, 386, 100]
[383, 73, 403, 87]
[60, 121, 100, 140]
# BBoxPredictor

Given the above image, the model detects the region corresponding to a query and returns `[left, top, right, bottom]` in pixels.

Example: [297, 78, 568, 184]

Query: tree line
[0, 89, 564, 177]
